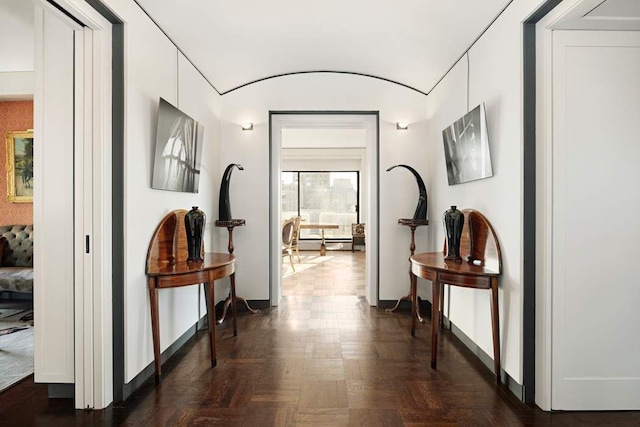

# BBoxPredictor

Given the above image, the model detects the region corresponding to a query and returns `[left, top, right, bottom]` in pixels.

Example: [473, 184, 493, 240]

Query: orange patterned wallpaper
[0, 101, 33, 225]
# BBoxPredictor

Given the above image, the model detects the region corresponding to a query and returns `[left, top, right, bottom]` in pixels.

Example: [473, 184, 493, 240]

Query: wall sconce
[396, 122, 409, 130]
[241, 123, 253, 131]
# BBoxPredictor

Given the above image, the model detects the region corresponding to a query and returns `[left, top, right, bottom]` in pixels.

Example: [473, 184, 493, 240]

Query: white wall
[425, 0, 549, 385]
[0, 0, 34, 98]
[221, 73, 429, 302]
[102, 0, 223, 383]
[0, 0, 35, 72]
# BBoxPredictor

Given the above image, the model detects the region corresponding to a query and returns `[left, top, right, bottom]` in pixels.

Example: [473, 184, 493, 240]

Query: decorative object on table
[184, 206, 206, 262]
[386, 164, 428, 221]
[219, 163, 244, 221]
[443, 205, 464, 262]
[215, 164, 257, 322]
[5, 130, 34, 203]
[151, 98, 204, 193]
[442, 103, 493, 186]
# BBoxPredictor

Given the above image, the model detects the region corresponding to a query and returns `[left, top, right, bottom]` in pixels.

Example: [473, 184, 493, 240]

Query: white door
[551, 30, 640, 410]
[34, 1, 113, 409]
[33, 5, 76, 385]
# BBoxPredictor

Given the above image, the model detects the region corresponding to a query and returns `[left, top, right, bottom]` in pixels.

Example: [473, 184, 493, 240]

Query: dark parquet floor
[1, 251, 640, 425]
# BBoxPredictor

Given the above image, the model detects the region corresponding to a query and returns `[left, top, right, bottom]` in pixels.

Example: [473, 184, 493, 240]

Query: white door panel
[33, 8, 76, 383]
[551, 30, 640, 410]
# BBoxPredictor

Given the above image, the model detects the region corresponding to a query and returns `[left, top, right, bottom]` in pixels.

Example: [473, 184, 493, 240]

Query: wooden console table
[146, 210, 238, 381]
[215, 219, 259, 323]
[300, 223, 339, 256]
[386, 218, 429, 321]
[409, 209, 502, 383]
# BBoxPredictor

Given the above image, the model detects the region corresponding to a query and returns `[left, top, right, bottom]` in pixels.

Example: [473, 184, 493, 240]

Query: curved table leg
[385, 293, 425, 323]
[218, 293, 260, 324]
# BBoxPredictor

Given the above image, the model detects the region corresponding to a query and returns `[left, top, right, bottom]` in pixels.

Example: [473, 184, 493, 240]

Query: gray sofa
[0, 225, 34, 294]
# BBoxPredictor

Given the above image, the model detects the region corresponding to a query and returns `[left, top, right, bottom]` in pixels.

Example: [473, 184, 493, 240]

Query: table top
[398, 218, 429, 227]
[411, 252, 500, 277]
[215, 219, 246, 228]
[147, 252, 235, 276]
[300, 224, 340, 229]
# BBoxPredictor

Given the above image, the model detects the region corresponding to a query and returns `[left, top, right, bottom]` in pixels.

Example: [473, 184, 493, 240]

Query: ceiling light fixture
[396, 122, 409, 130]
[241, 123, 253, 131]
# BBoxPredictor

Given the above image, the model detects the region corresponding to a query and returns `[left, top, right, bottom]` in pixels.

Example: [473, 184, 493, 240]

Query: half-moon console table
[409, 209, 502, 383]
[146, 210, 238, 381]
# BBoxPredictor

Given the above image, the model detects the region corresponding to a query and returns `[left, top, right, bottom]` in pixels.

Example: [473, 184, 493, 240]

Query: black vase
[185, 206, 206, 262]
[443, 205, 464, 262]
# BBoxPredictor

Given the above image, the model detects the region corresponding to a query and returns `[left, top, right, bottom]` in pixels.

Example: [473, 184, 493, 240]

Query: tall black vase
[185, 206, 206, 262]
[443, 205, 464, 262]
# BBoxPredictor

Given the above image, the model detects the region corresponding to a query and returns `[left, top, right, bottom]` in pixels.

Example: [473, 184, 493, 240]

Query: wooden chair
[282, 219, 295, 271]
[351, 223, 365, 252]
[290, 216, 302, 263]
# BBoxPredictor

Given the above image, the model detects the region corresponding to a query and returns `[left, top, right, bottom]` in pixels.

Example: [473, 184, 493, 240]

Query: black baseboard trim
[121, 316, 207, 401]
[48, 383, 74, 399]
[244, 299, 270, 310]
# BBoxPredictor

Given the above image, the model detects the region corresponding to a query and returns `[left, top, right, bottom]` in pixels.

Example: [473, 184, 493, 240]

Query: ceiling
[134, 0, 513, 95]
[555, 0, 640, 30]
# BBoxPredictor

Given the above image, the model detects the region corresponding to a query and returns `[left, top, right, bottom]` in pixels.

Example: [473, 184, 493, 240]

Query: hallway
[3, 282, 640, 424]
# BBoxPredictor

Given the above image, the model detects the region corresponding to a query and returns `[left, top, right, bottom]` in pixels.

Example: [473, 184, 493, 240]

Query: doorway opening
[281, 169, 364, 297]
[270, 112, 379, 305]
[0, 0, 36, 395]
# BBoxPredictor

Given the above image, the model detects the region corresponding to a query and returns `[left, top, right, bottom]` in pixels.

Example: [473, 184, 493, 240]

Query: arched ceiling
[134, 0, 514, 95]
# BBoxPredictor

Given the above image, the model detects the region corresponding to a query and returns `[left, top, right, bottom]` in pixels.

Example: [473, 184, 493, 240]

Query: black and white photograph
[151, 98, 204, 193]
[442, 103, 493, 185]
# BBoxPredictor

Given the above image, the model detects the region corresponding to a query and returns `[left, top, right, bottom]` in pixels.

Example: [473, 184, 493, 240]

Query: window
[282, 171, 359, 239]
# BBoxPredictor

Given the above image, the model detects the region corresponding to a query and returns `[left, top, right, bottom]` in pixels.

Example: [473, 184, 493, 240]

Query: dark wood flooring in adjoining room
[2, 251, 640, 425]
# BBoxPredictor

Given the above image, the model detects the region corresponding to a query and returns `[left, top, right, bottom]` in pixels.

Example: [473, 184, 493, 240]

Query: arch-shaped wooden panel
[443, 209, 502, 273]
[146, 209, 205, 271]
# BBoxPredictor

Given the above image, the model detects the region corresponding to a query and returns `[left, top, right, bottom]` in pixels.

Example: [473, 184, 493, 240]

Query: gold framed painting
[5, 130, 34, 203]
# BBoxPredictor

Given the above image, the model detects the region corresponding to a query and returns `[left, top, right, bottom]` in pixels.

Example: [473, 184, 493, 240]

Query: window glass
[283, 171, 358, 239]
[281, 171, 298, 220]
